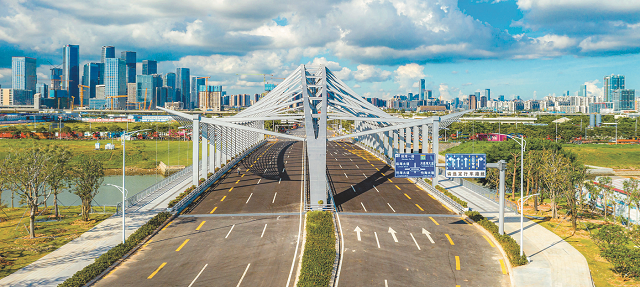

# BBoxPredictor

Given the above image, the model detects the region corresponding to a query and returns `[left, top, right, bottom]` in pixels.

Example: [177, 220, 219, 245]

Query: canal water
[1, 175, 163, 208]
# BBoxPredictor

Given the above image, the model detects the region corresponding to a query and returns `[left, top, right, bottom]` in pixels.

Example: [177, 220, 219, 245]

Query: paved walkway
[0, 177, 192, 287]
[438, 177, 593, 287]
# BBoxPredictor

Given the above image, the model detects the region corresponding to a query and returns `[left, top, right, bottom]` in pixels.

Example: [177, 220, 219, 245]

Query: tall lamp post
[116, 128, 151, 244]
[503, 134, 527, 257]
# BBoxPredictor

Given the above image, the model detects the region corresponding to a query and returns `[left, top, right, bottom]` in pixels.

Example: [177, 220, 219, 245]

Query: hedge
[297, 211, 336, 287]
[435, 185, 468, 208]
[167, 185, 196, 208]
[464, 211, 528, 267]
[58, 212, 172, 287]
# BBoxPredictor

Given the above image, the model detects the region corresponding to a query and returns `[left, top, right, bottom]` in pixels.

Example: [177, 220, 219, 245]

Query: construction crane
[107, 95, 128, 110]
[196, 76, 211, 110]
[78, 84, 89, 108]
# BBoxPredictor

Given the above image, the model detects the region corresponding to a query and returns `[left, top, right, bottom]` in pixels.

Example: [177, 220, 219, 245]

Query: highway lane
[96, 140, 304, 287]
[329, 141, 510, 287]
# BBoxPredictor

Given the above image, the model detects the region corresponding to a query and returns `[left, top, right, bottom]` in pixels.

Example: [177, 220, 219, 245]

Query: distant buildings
[419, 79, 425, 101]
[121, 51, 136, 84]
[101, 46, 115, 63]
[199, 85, 223, 111]
[62, 44, 80, 105]
[11, 57, 37, 105]
[104, 58, 126, 109]
[142, 60, 157, 75]
[175, 68, 190, 109]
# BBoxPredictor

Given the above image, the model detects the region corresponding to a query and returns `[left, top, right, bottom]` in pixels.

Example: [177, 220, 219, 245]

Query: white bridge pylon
[160, 64, 470, 209]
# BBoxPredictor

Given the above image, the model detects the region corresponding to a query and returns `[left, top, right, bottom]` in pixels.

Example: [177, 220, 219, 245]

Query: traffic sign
[445, 153, 486, 178]
[394, 153, 436, 178]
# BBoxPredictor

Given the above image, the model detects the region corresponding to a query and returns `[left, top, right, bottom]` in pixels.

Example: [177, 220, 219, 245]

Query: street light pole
[505, 134, 526, 257]
[119, 128, 151, 244]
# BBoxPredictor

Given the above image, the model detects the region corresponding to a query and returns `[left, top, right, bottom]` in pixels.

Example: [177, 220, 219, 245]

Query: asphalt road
[96, 140, 304, 287]
[328, 141, 510, 287]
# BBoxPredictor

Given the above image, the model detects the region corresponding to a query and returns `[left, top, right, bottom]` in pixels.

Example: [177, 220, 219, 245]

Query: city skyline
[1, 0, 640, 100]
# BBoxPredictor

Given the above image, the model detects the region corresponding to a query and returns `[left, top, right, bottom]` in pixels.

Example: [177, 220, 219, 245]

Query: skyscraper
[51, 68, 62, 90]
[12, 57, 37, 105]
[104, 58, 126, 109]
[191, 77, 205, 109]
[485, 89, 490, 101]
[82, 63, 102, 100]
[101, 46, 115, 63]
[136, 74, 163, 109]
[142, 60, 157, 75]
[604, 74, 624, 102]
[165, 72, 176, 89]
[469, 94, 477, 110]
[62, 44, 80, 104]
[120, 51, 136, 84]
[419, 79, 425, 101]
[612, 89, 635, 111]
[176, 68, 190, 109]
[426, 90, 432, 99]
[578, 84, 587, 97]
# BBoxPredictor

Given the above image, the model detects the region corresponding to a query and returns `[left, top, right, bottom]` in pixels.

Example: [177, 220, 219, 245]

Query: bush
[167, 185, 197, 208]
[59, 212, 171, 287]
[464, 211, 527, 267]
[591, 224, 629, 250]
[435, 185, 468, 208]
[590, 224, 640, 279]
[297, 211, 336, 287]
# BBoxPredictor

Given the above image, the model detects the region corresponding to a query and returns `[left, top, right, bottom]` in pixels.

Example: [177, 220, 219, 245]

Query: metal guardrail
[168, 140, 267, 214]
[451, 177, 518, 212]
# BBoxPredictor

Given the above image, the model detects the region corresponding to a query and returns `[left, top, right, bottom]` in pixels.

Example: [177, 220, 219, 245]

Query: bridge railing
[168, 140, 267, 214]
[450, 177, 518, 213]
[412, 177, 465, 214]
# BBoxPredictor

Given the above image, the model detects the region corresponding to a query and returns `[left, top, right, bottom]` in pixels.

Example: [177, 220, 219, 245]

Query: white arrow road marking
[410, 233, 421, 250]
[387, 203, 396, 213]
[226, 224, 235, 239]
[188, 264, 208, 287]
[354, 226, 363, 241]
[388, 227, 398, 242]
[360, 202, 367, 212]
[374, 231, 381, 248]
[272, 192, 277, 203]
[261, 224, 267, 238]
[422, 228, 435, 244]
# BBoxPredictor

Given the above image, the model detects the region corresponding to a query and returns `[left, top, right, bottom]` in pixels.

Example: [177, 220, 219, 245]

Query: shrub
[297, 211, 336, 287]
[167, 185, 197, 208]
[590, 224, 640, 279]
[591, 224, 629, 250]
[435, 185, 468, 208]
[464, 211, 527, 267]
[59, 212, 171, 287]
[465, 211, 483, 222]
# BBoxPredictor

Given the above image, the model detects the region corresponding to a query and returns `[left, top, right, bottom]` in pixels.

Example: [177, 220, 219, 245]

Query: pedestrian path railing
[168, 140, 267, 214]
[450, 177, 518, 212]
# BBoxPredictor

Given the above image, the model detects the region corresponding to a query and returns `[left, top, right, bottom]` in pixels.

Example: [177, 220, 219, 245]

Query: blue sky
[1, 0, 639, 101]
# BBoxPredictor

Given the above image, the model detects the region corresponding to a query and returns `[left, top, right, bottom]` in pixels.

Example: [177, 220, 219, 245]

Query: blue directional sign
[394, 153, 436, 178]
[445, 153, 487, 178]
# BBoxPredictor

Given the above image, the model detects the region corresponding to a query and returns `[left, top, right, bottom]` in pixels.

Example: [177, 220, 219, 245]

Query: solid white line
[335, 212, 345, 287]
[410, 233, 421, 250]
[257, 179, 261, 184]
[225, 224, 235, 238]
[188, 264, 208, 287]
[236, 263, 251, 287]
[261, 224, 267, 238]
[272, 192, 277, 203]
[344, 173, 348, 178]
[279, 178, 281, 184]
[374, 186, 380, 192]
[387, 203, 396, 213]
[374, 232, 381, 249]
[246, 193, 253, 204]
[286, 142, 305, 287]
[361, 202, 367, 212]
[351, 185, 356, 193]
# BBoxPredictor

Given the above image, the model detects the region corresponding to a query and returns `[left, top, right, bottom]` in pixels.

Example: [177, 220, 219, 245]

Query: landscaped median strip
[296, 211, 336, 287]
[58, 211, 172, 287]
[464, 211, 528, 267]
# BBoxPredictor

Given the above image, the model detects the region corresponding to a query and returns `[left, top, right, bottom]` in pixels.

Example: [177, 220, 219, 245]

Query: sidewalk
[0, 176, 192, 287]
[438, 177, 593, 287]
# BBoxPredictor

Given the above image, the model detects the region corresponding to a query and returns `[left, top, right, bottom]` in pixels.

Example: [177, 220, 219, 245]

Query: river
[1, 175, 163, 208]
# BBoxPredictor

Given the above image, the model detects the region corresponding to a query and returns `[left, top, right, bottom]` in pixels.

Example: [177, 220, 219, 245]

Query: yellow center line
[209, 206, 217, 214]
[404, 193, 411, 199]
[415, 204, 424, 211]
[196, 221, 206, 231]
[371, 164, 375, 167]
[499, 259, 507, 274]
[220, 196, 226, 201]
[429, 217, 440, 225]
[147, 262, 166, 279]
[142, 239, 153, 248]
[455, 256, 460, 270]
[428, 194, 436, 199]
[235, 180, 240, 184]
[406, 178, 413, 183]
[388, 178, 393, 183]
[483, 235, 496, 247]
[246, 168, 250, 171]
[229, 187, 234, 192]
[176, 239, 190, 252]
[161, 222, 172, 231]
[442, 204, 453, 212]
[241, 174, 245, 177]
[446, 234, 455, 245]
[462, 218, 472, 225]
[396, 185, 402, 190]
[376, 168, 380, 171]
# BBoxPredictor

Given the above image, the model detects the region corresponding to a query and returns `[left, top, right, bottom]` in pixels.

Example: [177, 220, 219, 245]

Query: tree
[565, 160, 586, 232]
[540, 150, 571, 219]
[623, 178, 639, 229]
[72, 157, 104, 221]
[45, 145, 72, 219]
[0, 146, 60, 238]
[598, 176, 613, 221]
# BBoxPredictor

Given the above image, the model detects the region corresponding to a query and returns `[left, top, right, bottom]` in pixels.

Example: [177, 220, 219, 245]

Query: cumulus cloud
[438, 83, 451, 100]
[584, 79, 603, 99]
[353, 65, 392, 82]
[394, 63, 426, 90]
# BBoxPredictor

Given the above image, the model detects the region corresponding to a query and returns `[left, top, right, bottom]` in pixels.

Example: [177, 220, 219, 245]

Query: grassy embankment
[0, 206, 116, 279]
[0, 139, 194, 172]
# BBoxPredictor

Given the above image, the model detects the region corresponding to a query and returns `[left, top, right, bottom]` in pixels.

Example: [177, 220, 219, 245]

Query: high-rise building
[191, 77, 205, 109]
[62, 44, 80, 104]
[469, 94, 477, 110]
[480, 96, 487, 108]
[101, 46, 115, 63]
[165, 72, 176, 89]
[104, 58, 126, 109]
[578, 84, 587, 97]
[36, 83, 48, 99]
[136, 74, 163, 109]
[604, 74, 624, 102]
[485, 89, 490, 101]
[499, 95, 505, 101]
[1, 89, 12, 106]
[142, 60, 157, 75]
[127, 83, 137, 108]
[51, 68, 62, 90]
[612, 89, 635, 111]
[419, 79, 425, 101]
[199, 85, 223, 111]
[11, 57, 37, 105]
[426, 90, 432, 99]
[175, 68, 190, 109]
[82, 63, 102, 101]
[120, 51, 136, 84]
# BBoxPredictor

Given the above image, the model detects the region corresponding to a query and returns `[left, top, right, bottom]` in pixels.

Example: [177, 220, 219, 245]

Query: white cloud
[584, 79, 603, 99]
[394, 63, 426, 90]
[353, 65, 392, 82]
[353, 84, 361, 88]
[438, 83, 451, 100]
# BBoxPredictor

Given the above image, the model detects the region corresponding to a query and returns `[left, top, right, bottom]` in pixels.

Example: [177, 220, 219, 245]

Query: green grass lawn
[440, 141, 497, 155]
[0, 139, 194, 170]
[563, 144, 640, 169]
[0, 206, 116, 279]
